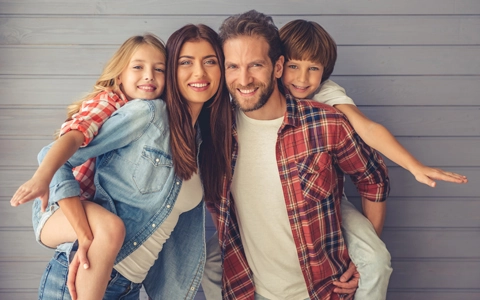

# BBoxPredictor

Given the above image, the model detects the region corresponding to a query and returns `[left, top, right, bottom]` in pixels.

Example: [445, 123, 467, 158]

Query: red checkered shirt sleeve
[332, 113, 390, 202]
[59, 90, 128, 200]
[60, 90, 128, 146]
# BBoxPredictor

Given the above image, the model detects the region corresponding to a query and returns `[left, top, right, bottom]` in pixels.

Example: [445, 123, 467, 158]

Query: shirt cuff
[50, 179, 81, 204]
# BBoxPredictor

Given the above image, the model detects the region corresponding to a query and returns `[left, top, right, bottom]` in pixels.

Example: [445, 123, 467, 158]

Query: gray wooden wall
[1, 1, 479, 299]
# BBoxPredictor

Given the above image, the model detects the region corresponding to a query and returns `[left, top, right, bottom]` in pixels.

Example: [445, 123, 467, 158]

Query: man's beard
[229, 75, 275, 112]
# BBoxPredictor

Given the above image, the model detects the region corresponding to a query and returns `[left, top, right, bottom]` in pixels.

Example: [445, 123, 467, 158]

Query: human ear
[274, 55, 284, 79]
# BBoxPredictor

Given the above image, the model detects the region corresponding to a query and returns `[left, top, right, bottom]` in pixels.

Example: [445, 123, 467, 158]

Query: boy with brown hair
[279, 19, 468, 299]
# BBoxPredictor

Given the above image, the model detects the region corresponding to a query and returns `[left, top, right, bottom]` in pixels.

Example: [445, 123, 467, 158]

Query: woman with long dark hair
[32, 24, 231, 300]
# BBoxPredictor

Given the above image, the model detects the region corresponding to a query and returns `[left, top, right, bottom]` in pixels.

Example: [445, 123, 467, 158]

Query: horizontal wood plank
[0, 230, 52, 261]
[333, 76, 480, 106]
[383, 229, 480, 259]
[1, 0, 479, 15]
[1, 76, 479, 107]
[3, 227, 479, 261]
[0, 261, 48, 290]
[389, 260, 480, 289]
[1, 260, 479, 291]
[2, 107, 480, 138]
[347, 197, 480, 228]
[387, 290, 480, 300]
[0, 291, 39, 300]
[2, 46, 480, 76]
[4, 195, 478, 230]
[2, 15, 479, 45]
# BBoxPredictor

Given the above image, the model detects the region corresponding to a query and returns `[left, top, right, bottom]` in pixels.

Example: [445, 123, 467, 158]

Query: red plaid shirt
[210, 95, 389, 300]
[59, 90, 128, 200]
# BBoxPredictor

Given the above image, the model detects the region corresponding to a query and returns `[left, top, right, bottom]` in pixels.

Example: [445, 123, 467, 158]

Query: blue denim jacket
[38, 99, 206, 299]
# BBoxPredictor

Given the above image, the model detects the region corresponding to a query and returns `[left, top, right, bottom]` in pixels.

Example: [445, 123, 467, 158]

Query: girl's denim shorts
[32, 198, 61, 249]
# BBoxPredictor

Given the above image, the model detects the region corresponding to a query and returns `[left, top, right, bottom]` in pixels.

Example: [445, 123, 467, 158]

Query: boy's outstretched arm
[334, 104, 468, 187]
[10, 130, 85, 211]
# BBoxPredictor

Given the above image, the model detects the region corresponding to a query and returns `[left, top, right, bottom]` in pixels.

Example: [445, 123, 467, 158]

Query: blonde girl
[10, 34, 166, 299]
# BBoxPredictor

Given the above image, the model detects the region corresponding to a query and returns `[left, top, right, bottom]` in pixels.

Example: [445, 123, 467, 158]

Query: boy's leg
[40, 201, 125, 300]
[341, 197, 392, 300]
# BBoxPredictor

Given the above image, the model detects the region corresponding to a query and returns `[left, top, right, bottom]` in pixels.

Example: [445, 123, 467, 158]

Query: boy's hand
[67, 237, 92, 300]
[10, 177, 50, 211]
[333, 261, 359, 299]
[412, 165, 468, 187]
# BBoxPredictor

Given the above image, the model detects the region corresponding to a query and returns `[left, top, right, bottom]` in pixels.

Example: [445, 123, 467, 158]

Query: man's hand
[67, 239, 92, 300]
[333, 261, 359, 300]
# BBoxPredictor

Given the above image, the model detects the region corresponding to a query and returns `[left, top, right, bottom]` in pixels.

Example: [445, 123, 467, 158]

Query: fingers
[333, 278, 359, 291]
[431, 170, 468, 183]
[40, 196, 49, 213]
[339, 261, 356, 282]
[77, 247, 90, 270]
[333, 285, 357, 294]
[10, 186, 45, 207]
[10, 187, 30, 207]
[68, 254, 80, 300]
[416, 167, 468, 187]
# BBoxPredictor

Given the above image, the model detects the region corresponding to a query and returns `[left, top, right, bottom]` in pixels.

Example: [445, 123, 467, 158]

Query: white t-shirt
[313, 79, 355, 106]
[114, 172, 202, 283]
[231, 110, 310, 300]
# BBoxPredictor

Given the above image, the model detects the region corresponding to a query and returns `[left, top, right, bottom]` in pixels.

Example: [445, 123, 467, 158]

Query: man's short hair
[279, 19, 337, 83]
[219, 10, 284, 65]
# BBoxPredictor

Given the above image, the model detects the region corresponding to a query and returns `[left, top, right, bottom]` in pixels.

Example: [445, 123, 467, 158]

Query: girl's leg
[40, 201, 125, 300]
[341, 196, 392, 300]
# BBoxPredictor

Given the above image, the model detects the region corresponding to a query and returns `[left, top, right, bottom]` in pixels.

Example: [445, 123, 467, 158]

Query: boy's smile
[282, 59, 324, 99]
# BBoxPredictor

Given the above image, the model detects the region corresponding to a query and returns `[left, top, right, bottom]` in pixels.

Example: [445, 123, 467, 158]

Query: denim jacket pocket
[133, 146, 173, 194]
[296, 152, 334, 203]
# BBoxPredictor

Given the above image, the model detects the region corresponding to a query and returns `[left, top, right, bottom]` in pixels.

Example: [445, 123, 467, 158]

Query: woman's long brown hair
[164, 24, 232, 204]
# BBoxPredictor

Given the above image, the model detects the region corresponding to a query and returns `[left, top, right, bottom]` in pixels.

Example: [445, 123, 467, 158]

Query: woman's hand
[10, 175, 50, 212]
[67, 237, 93, 300]
[333, 261, 359, 300]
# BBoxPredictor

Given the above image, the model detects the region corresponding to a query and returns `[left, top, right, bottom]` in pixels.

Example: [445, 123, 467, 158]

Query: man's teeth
[239, 88, 255, 93]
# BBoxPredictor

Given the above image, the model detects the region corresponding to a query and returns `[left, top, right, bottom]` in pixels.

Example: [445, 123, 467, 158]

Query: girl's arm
[10, 92, 127, 210]
[10, 130, 85, 211]
[335, 104, 468, 187]
[58, 195, 94, 256]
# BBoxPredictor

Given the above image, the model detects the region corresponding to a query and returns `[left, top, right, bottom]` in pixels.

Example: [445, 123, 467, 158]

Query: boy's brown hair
[279, 19, 337, 83]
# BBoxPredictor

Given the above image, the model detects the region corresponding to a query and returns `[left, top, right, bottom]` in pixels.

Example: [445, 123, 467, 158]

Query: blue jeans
[38, 251, 142, 299]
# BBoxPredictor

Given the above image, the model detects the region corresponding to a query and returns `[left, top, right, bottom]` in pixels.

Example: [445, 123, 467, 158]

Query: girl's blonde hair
[58, 34, 166, 137]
